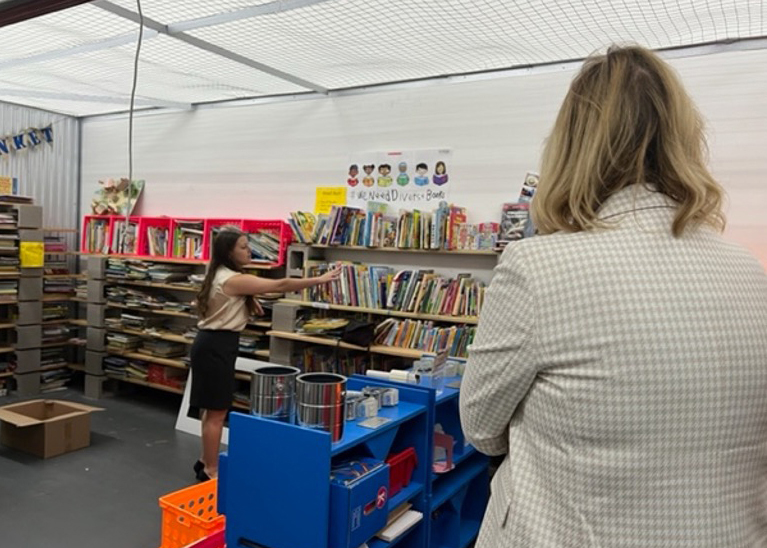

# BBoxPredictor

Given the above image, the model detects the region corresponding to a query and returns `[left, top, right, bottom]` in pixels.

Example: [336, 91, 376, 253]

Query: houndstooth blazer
[460, 184, 767, 547]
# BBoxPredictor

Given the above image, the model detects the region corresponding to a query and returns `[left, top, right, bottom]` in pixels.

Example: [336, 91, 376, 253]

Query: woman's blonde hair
[533, 45, 726, 237]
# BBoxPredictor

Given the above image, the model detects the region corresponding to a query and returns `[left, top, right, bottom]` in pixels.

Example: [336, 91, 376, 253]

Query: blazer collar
[596, 183, 677, 220]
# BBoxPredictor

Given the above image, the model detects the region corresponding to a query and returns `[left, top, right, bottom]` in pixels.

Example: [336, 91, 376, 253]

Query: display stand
[218, 374, 488, 548]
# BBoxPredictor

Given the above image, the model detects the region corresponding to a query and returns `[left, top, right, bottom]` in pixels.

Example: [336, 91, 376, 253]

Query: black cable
[126, 0, 143, 223]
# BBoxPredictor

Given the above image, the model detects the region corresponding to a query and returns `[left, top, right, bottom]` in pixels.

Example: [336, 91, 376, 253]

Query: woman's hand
[317, 266, 343, 284]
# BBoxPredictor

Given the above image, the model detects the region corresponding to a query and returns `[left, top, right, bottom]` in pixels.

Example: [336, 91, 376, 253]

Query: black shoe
[196, 469, 212, 482]
[193, 460, 204, 475]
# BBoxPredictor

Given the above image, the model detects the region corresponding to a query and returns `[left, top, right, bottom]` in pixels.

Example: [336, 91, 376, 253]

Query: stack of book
[239, 334, 264, 354]
[145, 226, 169, 256]
[104, 356, 128, 376]
[41, 348, 68, 369]
[173, 220, 204, 259]
[84, 218, 110, 254]
[139, 339, 187, 358]
[43, 234, 67, 253]
[75, 280, 87, 300]
[305, 263, 484, 317]
[42, 325, 71, 344]
[373, 319, 476, 358]
[147, 263, 193, 283]
[43, 304, 68, 321]
[0, 234, 18, 259]
[0, 280, 17, 302]
[106, 332, 142, 352]
[126, 360, 150, 381]
[111, 219, 139, 255]
[41, 368, 71, 393]
[0, 210, 16, 228]
[287, 212, 316, 244]
[246, 230, 280, 263]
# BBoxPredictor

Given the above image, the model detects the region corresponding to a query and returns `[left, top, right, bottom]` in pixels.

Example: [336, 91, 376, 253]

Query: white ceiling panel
[0, 0, 764, 116]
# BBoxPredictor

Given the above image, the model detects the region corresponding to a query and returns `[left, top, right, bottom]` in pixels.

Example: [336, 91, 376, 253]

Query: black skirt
[190, 329, 240, 411]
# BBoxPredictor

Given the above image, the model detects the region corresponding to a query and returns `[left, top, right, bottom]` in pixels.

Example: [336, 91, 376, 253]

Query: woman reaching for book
[191, 228, 341, 481]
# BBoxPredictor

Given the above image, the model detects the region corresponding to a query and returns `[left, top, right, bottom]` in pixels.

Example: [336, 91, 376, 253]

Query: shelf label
[313, 302, 330, 309]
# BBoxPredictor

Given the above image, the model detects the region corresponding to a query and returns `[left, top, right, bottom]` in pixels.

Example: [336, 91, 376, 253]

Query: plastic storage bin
[81, 215, 113, 254]
[386, 446, 418, 497]
[241, 219, 291, 267]
[158, 479, 225, 548]
[137, 216, 172, 257]
[202, 219, 243, 260]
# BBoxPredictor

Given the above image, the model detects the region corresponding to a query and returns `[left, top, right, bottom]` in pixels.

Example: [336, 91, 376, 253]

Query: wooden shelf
[40, 363, 72, 372]
[268, 330, 436, 359]
[69, 319, 88, 327]
[42, 294, 80, 302]
[0, 271, 20, 278]
[107, 325, 192, 345]
[249, 320, 272, 329]
[232, 401, 249, 410]
[41, 340, 84, 348]
[0, 322, 14, 329]
[310, 244, 499, 256]
[0, 346, 15, 354]
[68, 363, 85, 372]
[43, 228, 78, 233]
[43, 273, 86, 279]
[105, 278, 200, 293]
[0, 299, 17, 305]
[44, 251, 83, 256]
[0, 371, 12, 378]
[107, 302, 197, 319]
[239, 349, 269, 358]
[279, 299, 479, 325]
[105, 373, 185, 394]
[106, 349, 188, 369]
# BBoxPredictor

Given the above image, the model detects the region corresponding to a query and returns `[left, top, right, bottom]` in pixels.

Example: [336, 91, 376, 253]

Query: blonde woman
[460, 45, 767, 547]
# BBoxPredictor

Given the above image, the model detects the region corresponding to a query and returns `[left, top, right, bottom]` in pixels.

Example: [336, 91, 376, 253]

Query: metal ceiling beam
[167, 0, 335, 34]
[0, 0, 91, 29]
[0, 29, 160, 69]
[0, 88, 191, 109]
[92, 0, 328, 94]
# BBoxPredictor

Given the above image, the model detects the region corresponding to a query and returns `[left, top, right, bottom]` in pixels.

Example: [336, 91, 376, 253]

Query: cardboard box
[0, 399, 103, 458]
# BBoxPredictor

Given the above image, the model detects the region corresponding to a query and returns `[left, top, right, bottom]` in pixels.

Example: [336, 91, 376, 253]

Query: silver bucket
[296, 373, 347, 442]
[250, 365, 300, 423]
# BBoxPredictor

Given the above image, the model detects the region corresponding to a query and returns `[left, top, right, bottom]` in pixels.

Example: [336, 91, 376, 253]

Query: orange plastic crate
[158, 479, 225, 548]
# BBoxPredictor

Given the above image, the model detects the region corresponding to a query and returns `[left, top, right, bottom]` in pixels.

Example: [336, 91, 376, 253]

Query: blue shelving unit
[353, 375, 490, 548]
[218, 374, 489, 548]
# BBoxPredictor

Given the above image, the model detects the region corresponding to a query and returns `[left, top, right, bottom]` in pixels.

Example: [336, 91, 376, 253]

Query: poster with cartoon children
[345, 149, 452, 211]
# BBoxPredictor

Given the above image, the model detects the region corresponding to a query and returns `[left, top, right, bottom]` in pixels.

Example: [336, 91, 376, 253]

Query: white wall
[81, 48, 767, 266]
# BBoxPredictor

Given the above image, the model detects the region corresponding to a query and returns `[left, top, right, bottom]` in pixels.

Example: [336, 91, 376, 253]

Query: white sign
[346, 149, 452, 211]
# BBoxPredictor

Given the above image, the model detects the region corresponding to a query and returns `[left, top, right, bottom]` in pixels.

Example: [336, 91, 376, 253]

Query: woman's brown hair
[533, 45, 726, 237]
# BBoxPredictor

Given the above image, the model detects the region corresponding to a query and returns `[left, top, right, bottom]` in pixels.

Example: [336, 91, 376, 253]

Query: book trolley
[218, 374, 489, 548]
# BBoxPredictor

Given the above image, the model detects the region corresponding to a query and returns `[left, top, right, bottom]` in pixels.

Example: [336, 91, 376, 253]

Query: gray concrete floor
[0, 382, 207, 548]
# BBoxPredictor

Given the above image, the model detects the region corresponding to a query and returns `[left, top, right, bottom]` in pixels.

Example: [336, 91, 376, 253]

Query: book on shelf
[173, 220, 203, 259]
[246, 230, 280, 263]
[44, 234, 67, 253]
[138, 339, 187, 358]
[305, 262, 485, 318]
[373, 318, 476, 358]
[111, 219, 139, 255]
[145, 226, 169, 256]
[497, 202, 531, 249]
[299, 345, 368, 376]
[0, 194, 32, 204]
[84, 218, 110, 254]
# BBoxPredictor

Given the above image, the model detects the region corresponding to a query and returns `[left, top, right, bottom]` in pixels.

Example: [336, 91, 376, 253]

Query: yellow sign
[314, 187, 347, 215]
[19, 241, 44, 268]
[0, 177, 17, 195]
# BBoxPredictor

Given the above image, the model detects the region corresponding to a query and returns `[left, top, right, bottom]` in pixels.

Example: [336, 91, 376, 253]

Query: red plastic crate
[241, 219, 291, 267]
[170, 218, 206, 261]
[386, 447, 418, 497]
[108, 216, 140, 256]
[81, 215, 113, 254]
[138, 217, 172, 257]
[202, 219, 244, 261]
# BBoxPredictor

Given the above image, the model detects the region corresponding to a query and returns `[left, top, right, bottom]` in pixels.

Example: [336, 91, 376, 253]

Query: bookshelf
[310, 244, 499, 256]
[268, 243, 495, 373]
[84, 254, 280, 404]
